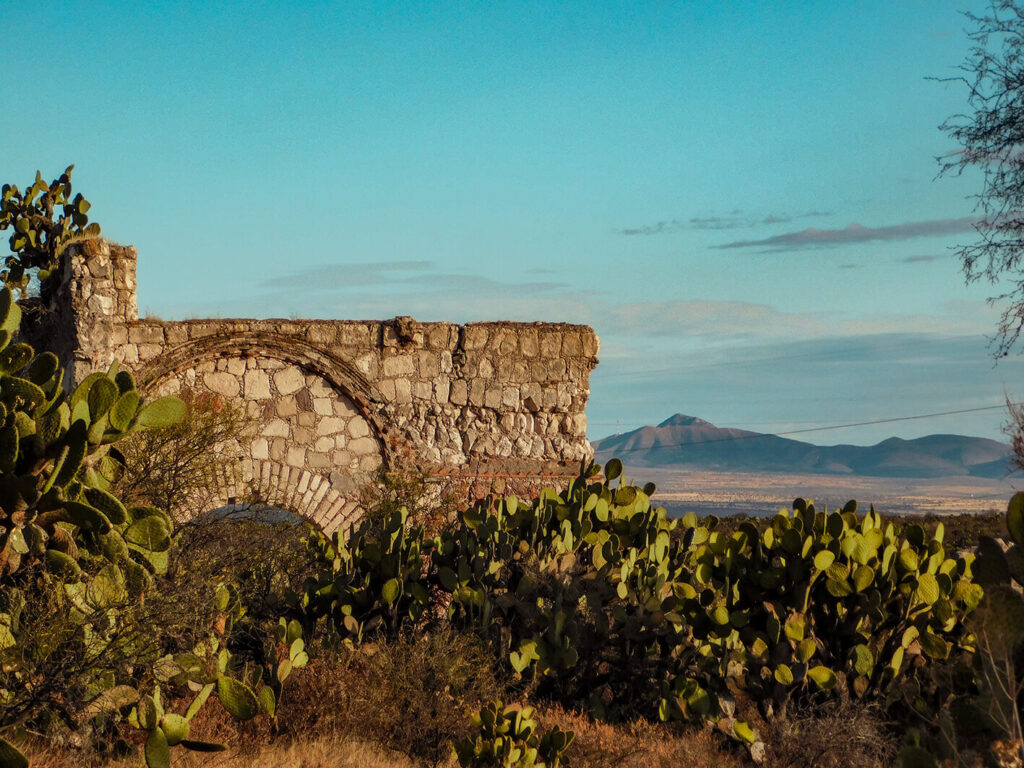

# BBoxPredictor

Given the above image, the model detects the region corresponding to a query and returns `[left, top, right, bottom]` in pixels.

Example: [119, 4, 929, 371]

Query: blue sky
[4, 0, 1023, 444]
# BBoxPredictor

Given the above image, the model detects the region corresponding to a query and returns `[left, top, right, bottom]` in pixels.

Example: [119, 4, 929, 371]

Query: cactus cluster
[0, 281, 188, 767]
[302, 507, 431, 643]
[898, 493, 1024, 767]
[454, 701, 573, 768]
[302, 458, 982, 744]
[0, 166, 98, 291]
[110, 600, 306, 767]
[0, 285, 184, 593]
[676, 497, 980, 720]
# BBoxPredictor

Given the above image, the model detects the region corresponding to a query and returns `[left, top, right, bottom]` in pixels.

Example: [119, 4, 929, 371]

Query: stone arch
[175, 458, 364, 536]
[137, 333, 390, 532]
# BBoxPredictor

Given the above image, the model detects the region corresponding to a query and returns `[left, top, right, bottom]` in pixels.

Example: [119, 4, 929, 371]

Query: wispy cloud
[689, 215, 748, 231]
[902, 254, 946, 264]
[715, 217, 979, 252]
[620, 219, 685, 236]
[269, 260, 435, 290]
[593, 298, 997, 344]
[264, 261, 569, 295]
[619, 209, 834, 236]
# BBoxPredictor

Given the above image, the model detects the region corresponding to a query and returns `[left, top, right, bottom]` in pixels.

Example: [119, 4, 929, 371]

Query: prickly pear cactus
[0, 287, 184, 587]
[0, 165, 99, 291]
[302, 506, 431, 642]
[0, 283, 184, 767]
[455, 700, 574, 768]
[676, 497, 982, 718]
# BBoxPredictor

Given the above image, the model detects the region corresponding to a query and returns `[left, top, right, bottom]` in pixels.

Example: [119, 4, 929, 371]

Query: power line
[595, 402, 1019, 454]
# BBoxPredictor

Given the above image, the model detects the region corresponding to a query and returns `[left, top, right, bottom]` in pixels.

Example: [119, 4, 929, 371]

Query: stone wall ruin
[26, 240, 600, 533]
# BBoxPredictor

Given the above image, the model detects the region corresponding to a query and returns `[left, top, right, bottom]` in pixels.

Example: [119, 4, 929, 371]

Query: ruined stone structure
[26, 240, 599, 533]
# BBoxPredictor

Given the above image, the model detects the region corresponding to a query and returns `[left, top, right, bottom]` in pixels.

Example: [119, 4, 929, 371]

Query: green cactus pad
[216, 676, 260, 720]
[180, 740, 227, 753]
[45, 549, 82, 580]
[108, 390, 140, 432]
[159, 713, 190, 746]
[124, 515, 171, 551]
[258, 685, 276, 717]
[114, 370, 136, 394]
[604, 458, 623, 481]
[0, 290, 19, 334]
[1, 377, 45, 410]
[144, 727, 171, 768]
[134, 396, 186, 429]
[1008, 492, 1024, 548]
[83, 486, 128, 524]
[80, 684, 139, 720]
[23, 352, 59, 387]
[0, 737, 28, 768]
[915, 573, 940, 605]
[62, 501, 112, 533]
[0, 344, 32, 376]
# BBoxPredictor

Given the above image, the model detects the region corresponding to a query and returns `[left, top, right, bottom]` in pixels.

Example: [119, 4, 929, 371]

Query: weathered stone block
[383, 354, 415, 377]
[263, 419, 290, 438]
[349, 417, 369, 438]
[349, 436, 377, 456]
[463, 326, 488, 350]
[204, 372, 239, 398]
[540, 333, 561, 358]
[319, 417, 345, 435]
[274, 366, 306, 395]
[286, 446, 306, 467]
[244, 369, 271, 399]
[450, 379, 468, 406]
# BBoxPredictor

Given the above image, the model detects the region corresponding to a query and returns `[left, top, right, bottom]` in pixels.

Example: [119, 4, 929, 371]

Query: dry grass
[15, 696, 906, 768]
[536, 704, 748, 768]
[20, 737, 430, 768]
[759, 699, 898, 768]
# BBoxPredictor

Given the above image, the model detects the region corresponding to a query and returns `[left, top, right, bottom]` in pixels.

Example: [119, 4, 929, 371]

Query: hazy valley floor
[638, 467, 1020, 517]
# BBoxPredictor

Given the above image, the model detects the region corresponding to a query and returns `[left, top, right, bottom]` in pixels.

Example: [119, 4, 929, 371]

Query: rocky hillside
[592, 414, 1016, 478]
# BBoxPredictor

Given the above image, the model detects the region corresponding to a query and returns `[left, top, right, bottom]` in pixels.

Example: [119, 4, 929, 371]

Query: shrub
[357, 464, 463, 537]
[116, 388, 257, 523]
[273, 627, 504, 763]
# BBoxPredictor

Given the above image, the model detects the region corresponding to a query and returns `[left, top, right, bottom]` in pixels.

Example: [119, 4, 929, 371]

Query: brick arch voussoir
[136, 331, 394, 469]
[177, 457, 365, 537]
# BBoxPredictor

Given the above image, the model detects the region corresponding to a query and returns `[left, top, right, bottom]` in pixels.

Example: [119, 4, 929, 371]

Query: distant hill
[591, 414, 1017, 479]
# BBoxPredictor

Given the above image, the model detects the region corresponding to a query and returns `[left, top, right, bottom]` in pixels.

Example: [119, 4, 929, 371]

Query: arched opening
[136, 337, 389, 534]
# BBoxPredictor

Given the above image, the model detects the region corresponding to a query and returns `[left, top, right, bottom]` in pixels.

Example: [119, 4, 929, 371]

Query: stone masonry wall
[29, 240, 599, 529]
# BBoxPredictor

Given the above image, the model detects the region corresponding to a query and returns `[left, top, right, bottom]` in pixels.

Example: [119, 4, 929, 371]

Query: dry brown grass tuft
[534, 704, 748, 768]
[761, 699, 898, 768]
[23, 736, 433, 768]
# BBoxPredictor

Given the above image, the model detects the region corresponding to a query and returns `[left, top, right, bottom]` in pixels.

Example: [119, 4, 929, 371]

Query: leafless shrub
[117, 388, 257, 522]
[762, 698, 898, 768]
[358, 465, 464, 538]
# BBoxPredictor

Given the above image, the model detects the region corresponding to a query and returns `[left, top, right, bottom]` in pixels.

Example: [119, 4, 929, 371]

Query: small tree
[1004, 395, 1024, 473]
[938, 1, 1024, 356]
[117, 389, 257, 523]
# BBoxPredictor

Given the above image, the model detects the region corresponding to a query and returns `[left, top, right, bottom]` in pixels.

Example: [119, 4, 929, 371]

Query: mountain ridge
[591, 413, 1016, 479]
